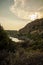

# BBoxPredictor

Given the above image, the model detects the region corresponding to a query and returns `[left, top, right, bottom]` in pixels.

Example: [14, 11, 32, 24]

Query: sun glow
[29, 12, 41, 21]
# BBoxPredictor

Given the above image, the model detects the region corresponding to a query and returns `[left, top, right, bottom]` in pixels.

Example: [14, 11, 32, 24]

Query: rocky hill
[18, 18, 43, 40]
[19, 18, 43, 34]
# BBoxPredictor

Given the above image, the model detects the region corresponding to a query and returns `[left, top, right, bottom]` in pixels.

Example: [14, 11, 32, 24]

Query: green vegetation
[0, 18, 43, 65]
[0, 25, 16, 52]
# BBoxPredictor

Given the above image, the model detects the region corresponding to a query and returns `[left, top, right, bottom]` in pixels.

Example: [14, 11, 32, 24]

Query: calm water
[9, 37, 23, 42]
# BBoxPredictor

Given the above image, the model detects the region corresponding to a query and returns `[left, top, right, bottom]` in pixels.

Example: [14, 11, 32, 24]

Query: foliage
[0, 18, 43, 65]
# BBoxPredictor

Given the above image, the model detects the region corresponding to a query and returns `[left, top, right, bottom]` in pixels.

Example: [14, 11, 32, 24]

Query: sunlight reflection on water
[9, 37, 23, 42]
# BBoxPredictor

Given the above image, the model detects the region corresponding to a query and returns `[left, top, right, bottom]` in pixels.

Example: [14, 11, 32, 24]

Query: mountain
[17, 18, 43, 51]
[0, 19, 43, 65]
[19, 18, 43, 34]
[18, 18, 43, 40]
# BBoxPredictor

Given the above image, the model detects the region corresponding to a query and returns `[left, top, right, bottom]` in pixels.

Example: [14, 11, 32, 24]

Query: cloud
[10, 0, 34, 20]
[10, 0, 43, 20]
[37, 6, 43, 12]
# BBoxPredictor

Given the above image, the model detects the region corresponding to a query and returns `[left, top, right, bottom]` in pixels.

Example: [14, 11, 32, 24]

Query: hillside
[0, 18, 43, 65]
[6, 30, 18, 38]
[17, 18, 43, 40]
[19, 18, 43, 34]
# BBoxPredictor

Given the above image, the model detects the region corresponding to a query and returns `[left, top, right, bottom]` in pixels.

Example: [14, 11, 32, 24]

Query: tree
[0, 25, 9, 49]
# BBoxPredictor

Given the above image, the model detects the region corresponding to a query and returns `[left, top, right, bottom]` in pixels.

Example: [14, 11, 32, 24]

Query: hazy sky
[0, 0, 43, 30]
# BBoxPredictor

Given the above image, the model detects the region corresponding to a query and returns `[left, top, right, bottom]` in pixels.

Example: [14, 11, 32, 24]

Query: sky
[0, 0, 43, 30]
